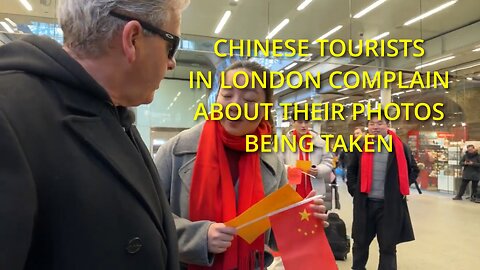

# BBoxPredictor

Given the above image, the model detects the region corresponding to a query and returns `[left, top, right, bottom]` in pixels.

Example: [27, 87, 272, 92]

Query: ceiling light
[473, 48, 480, 52]
[365, 89, 380, 93]
[372, 31, 390, 40]
[214, 10, 231, 34]
[312, 25, 343, 44]
[4, 18, 17, 27]
[415, 56, 455, 70]
[284, 62, 298, 70]
[466, 77, 473, 80]
[353, 0, 386, 19]
[338, 87, 349, 92]
[296, 100, 308, 104]
[406, 89, 415, 93]
[404, 0, 457, 26]
[451, 62, 480, 72]
[355, 32, 390, 49]
[266, 18, 289, 39]
[355, 32, 390, 48]
[336, 97, 349, 101]
[297, 0, 313, 11]
[19, 0, 33, 11]
[0, 21, 14, 33]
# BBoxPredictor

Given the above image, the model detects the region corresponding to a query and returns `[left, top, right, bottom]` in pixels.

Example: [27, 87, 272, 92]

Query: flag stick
[235, 194, 325, 230]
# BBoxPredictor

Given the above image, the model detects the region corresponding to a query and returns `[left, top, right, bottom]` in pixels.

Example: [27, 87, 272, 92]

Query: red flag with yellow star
[269, 203, 337, 270]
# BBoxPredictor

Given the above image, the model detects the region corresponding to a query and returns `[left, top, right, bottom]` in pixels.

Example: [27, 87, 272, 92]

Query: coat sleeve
[173, 216, 214, 266]
[315, 147, 333, 179]
[346, 150, 360, 197]
[471, 155, 480, 167]
[154, 137, 214, 266]
[0, 109, 37, 270]
[408, 154, 420, 185]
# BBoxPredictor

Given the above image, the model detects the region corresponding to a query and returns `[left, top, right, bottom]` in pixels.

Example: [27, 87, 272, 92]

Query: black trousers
[456, 179, 479, 198]
[352, 200, 397, 270]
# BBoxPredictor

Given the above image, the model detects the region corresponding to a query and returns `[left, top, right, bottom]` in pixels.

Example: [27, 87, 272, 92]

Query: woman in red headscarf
[154, 61, 328, 270]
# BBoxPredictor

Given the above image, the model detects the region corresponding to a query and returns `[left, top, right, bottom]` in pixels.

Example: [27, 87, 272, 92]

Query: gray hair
[58, 0, 190, 58]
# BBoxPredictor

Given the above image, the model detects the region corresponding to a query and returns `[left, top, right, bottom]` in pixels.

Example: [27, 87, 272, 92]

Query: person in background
[453, 144, 480, 201]
[278, 108, 334, 209]
[154, 61, 328, 270]
[347, 113, 418, 270]
[0, 0, 190, 269]
[335, 148, 347, 182]
[353, 126, 365, 139]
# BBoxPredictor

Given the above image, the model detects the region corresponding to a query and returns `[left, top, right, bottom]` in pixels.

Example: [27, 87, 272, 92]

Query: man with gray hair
[0, 0, 189, 269]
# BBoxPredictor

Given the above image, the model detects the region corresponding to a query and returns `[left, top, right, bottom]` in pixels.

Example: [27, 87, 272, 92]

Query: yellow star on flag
[299, 209, 311, 221]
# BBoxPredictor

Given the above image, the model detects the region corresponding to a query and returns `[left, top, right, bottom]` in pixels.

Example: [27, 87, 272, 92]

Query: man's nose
[167, 57, 176, 70]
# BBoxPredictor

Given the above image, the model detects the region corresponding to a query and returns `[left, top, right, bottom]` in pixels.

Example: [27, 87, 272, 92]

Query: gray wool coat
[154, 122, 288, 267]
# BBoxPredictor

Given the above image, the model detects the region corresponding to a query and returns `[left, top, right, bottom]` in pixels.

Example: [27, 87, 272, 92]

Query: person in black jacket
[347, 113, 419, 270]
[453, 145, 480, 201]
[0, 0, 189, 269]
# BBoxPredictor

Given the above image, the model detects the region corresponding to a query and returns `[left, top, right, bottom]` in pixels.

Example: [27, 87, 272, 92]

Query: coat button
[126, 237, 142, 254]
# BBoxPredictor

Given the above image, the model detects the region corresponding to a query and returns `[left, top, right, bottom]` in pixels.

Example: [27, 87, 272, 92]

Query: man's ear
[121, 21, 143, 63]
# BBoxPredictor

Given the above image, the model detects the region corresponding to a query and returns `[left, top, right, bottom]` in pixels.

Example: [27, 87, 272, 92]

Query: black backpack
[324, 212, 350, 260]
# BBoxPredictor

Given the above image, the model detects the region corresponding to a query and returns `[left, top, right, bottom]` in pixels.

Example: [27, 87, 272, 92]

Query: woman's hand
[306, 190, 329, 227]
[307, 166, 318, 176]
[207, 223, 237, 254]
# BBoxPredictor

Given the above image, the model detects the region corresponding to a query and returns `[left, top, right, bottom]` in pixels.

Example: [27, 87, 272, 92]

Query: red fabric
[293, 130, 313, 198]
[287, 166, 302, 185]
[360, 130, 410, 196]
[269, 203, 337, 270]
[189, 119, 271, 270]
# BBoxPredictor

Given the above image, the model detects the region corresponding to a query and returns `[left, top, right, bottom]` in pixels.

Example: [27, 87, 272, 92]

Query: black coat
[346, 141, 419, 247]
[460, 152, 480, 181]
[0, 36, 179, 269]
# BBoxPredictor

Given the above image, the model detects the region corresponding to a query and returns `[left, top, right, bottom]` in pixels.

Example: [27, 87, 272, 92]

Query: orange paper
[225, 185, 303, 243]
[296, 160, 312, 172]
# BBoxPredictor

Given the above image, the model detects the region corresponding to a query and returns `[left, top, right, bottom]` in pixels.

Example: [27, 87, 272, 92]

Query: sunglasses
[109, 11, 180, 59]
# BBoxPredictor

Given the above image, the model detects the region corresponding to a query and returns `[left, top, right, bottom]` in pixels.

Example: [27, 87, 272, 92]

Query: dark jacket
[0, 36, 179, 269]
[460, 151, 480, 181]
[346, 140, 418, 247]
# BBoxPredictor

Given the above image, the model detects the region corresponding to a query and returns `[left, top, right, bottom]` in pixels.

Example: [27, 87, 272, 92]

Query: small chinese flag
[225, 185, 303, 243]
[287, 167, 302, 185]
[269, 204, 337, 270]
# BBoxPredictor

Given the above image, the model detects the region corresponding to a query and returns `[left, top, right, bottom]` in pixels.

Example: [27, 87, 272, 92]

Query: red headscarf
[189, 119, 271, 270]
[360, 130, 410, 195]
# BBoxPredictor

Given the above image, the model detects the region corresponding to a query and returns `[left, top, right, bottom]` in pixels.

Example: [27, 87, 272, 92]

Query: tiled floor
[269, 180, 480, 270]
